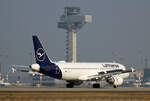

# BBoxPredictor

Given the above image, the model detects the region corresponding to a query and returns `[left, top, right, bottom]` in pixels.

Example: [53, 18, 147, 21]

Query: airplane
[13, 35, 135, 88]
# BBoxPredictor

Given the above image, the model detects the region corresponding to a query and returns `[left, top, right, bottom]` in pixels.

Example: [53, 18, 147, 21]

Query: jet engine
[29, 64, 40, 72]
[106, 75, 123, 86]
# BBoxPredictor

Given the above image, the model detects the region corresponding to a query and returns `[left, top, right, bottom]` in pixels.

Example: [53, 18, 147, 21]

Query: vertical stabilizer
[32, 35, 54, 66]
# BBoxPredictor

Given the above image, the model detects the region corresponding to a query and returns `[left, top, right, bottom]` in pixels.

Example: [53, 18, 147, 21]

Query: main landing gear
[66, 82, 74, 88]
[113, 85, 117, 88]
[92, 83, 100, 88]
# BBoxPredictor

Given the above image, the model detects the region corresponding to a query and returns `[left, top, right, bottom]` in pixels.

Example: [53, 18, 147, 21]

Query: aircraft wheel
[93, 83, 100, 88]
[113, 85, 117, 88]
[66, 83, 74, 88]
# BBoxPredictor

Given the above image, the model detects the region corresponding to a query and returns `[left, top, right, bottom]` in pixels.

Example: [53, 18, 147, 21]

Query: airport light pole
[0, 54, 8, 81]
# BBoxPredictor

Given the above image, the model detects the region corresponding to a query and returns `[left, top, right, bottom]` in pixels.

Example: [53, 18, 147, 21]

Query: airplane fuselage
[54, 62, 129, 81]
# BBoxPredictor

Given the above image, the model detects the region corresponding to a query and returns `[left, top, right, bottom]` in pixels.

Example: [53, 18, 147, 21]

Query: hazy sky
[0, 0, 150, 75]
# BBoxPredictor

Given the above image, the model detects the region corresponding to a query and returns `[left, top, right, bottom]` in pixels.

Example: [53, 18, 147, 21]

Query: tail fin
[32, 35, 54, 66]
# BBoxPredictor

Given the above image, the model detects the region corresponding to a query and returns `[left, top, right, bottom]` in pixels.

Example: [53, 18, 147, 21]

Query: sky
[0, 0, 150, 77]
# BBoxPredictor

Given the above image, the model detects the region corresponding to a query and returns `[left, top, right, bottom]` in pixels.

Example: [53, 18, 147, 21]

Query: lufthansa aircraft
[13, 35, 135, 88]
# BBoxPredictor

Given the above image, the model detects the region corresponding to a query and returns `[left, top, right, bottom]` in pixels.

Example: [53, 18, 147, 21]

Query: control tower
[58, 6, 92, 62]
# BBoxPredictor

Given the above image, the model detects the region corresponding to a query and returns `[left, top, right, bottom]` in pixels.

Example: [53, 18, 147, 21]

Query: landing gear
[113, 85, 117, 88]
[93, 83, 100, 88]
[66, 82, 74, 88]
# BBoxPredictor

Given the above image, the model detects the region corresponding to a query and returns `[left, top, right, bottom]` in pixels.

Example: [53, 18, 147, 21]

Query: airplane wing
[78, 68, 135, 81]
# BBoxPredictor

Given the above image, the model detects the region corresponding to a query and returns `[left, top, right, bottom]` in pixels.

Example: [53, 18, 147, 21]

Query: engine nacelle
[30, 64, 40, 72]
[107, 75, 123, 86]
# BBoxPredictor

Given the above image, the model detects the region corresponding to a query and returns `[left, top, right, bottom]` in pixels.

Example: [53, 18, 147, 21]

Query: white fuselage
[56, 62, 129, 81]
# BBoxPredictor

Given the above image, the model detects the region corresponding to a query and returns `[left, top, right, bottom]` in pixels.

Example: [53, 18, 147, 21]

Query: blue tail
[32, 35, 62, 79]
[32, 35, 54, 66]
